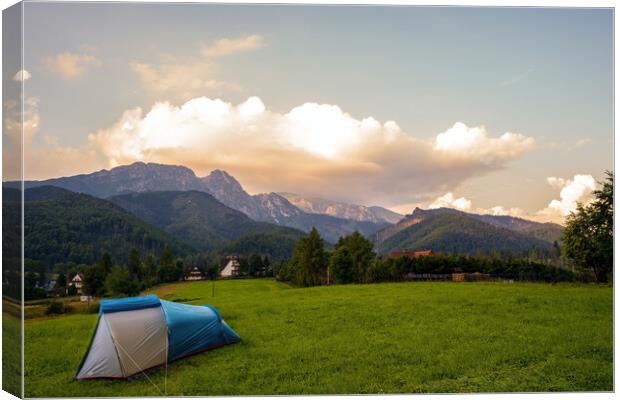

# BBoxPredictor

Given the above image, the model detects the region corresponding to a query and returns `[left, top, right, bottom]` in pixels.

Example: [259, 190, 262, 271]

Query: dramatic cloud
[45, 52, 101, 79]
[201, 35, 264, 58]
[537, 174, 596, 221]
[88, 96, 535, 206]
[13, 69, 31, 82]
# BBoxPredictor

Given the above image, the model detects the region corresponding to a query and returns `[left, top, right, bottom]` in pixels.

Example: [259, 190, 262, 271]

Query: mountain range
[10, 162, 393, 242]
[7, 161, 565, 260]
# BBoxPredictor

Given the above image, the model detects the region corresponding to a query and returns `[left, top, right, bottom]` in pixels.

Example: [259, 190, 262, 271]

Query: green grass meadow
[23, 279, 612, 396]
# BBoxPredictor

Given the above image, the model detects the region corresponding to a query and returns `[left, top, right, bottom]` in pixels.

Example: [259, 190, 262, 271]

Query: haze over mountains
[7, 161, 565, 259]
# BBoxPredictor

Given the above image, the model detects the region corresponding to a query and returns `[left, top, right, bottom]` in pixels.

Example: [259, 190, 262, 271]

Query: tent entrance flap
[105, 306, 168, 377]
[76, 315, 123, 379]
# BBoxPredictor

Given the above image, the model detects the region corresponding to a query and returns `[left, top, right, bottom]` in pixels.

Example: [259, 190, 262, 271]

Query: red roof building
[388, 250, 434, 259]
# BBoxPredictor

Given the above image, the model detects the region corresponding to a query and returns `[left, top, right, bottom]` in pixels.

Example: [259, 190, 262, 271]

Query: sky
[2, 3, 614, 223]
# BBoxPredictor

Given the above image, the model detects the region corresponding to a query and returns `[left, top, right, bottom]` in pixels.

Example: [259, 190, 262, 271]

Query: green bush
[45, 300, 73, 315]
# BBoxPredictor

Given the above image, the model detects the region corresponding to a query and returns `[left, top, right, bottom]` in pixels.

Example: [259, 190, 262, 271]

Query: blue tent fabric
[161, 300, 240, 361]
[100, 294, 161, 313]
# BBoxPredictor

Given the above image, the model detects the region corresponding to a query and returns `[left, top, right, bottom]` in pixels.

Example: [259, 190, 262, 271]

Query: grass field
[24, 279, 612, 396]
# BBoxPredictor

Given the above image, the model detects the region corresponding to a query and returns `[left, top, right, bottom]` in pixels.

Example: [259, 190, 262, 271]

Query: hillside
[9, 186, 194, 267]
[376, 212, 555, 256]
[108, 191, 305, 258]
[376, 207, 564, 245]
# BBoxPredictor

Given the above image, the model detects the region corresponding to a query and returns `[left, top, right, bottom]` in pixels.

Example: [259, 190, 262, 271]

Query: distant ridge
[374, 207, 562, 257]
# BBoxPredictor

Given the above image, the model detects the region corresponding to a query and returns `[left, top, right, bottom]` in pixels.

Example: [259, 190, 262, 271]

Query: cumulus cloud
[13, 69, 31, 82]
[433, 122, 534, 165]
[422, 174, 598, 224]
[201, 34, 264, 57]
[537, 174, 596, 221]
[427, 192, 526, 218]
[87, 96, 535, 205]
[45, 52, 101, 79]
[429, 192, 472, 211]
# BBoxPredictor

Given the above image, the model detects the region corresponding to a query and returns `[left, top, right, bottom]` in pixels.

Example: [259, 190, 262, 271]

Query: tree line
[274, 229, 577, 287]
[276, 171, 613, 286]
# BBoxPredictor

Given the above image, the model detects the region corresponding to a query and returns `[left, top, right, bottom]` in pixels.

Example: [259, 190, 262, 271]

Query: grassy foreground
[24, 279, 612, 396]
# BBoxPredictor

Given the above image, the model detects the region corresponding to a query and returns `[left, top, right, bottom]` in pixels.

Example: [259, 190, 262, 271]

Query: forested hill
[8, 186, 194, 267]
[376, 212, 556, 257]
[108, 190, 306, 259]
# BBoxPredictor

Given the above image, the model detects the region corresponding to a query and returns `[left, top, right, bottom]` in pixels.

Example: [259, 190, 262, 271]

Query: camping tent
[76, 295, 240, 379]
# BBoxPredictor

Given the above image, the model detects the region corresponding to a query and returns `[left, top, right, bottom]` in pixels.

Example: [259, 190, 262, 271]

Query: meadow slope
[24, 279, 612, 396]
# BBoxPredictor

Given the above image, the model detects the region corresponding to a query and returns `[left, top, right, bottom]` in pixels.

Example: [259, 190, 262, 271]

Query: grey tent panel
[105, 306, 168, 377]
[76, 316, 123, 379]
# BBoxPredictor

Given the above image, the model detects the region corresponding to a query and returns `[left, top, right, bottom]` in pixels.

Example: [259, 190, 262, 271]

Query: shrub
[45, 300, 73, 315]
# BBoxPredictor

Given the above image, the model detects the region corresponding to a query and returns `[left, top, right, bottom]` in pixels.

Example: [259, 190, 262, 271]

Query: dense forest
[376, 212, 557, 258]
[8, 186, 194, 267]
[108, 190, 305, 255]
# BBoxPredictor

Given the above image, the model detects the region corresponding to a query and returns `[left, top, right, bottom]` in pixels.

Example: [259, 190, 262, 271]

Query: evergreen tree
[105, 267, 140, 296]
[249, 253, 264, 276]
[128, 248, 142, 281]
[331, 231, 375, 283]
[329, 246, 355, 284]
[142, 254, 158, 287]
[290, 228, 327, 287]
[82, 263, 107, 297]
[100, 252, 112, 275]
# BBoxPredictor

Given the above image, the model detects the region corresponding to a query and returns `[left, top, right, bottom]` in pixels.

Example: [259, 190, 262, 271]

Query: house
[43, 280, 57, 296]
[184, 266, 205, 281]
[221, 256, 241, 278]
[68, 273, 84, 295]
[388, 250, 434, 259]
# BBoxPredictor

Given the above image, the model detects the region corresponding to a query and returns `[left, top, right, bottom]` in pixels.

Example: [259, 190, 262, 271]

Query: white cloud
[44, 52, 101, 79]
[13, 69, 31, 82]
[537, 174, 596, 221]
[4, 96, 40, 148]
[429, 192, 472, 211]
[201, 35, 264, 58]
[87, 96, 535, 205]
[571, 138, 592, 149]
[433, 122, 535, 164]
[130, 61, 239, 101]
[131, 34, 262, 100]
[424, 174, 598, 224]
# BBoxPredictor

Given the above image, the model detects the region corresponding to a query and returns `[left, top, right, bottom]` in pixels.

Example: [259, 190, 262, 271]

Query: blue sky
[4, 4, 613, 222]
